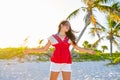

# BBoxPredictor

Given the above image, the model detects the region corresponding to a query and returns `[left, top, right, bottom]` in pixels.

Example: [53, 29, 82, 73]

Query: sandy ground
[0, 60, 120, 80]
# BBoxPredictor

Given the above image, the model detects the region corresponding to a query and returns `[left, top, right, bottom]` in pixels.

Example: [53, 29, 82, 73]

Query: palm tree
[101, 45, 108, 52]
[82, 41, 92, 48]
[106, 17, 120, 57]
[66, 0, 120, 53]
[89, 17, 120, 63]
[90, 16, 120, 56]
[38, 39, 44, 48]
[20, 36, 29, 47]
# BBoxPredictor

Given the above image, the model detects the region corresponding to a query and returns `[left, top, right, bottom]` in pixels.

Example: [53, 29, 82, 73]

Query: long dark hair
[58, 20, 77, 45]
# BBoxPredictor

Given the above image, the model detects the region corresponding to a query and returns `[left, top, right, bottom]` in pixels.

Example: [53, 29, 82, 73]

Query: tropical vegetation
[66, 0, 120, 63]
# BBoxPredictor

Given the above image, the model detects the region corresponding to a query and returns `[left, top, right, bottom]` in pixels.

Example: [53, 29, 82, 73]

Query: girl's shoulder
[48, 34, 57, 39]
[47, 34, 58, 44]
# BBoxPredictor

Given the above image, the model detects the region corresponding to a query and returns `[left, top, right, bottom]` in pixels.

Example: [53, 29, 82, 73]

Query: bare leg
[50, 71, 59, 80]
[62, 71, 71, 80]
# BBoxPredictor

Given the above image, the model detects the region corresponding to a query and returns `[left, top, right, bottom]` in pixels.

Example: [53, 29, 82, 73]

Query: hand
[88, 50, 96, 54]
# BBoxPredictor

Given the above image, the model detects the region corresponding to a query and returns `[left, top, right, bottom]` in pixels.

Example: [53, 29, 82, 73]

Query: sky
[0, 0, 119, 52]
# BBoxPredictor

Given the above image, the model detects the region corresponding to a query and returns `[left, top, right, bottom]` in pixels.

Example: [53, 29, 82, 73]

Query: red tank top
[51, 34, 72, 64]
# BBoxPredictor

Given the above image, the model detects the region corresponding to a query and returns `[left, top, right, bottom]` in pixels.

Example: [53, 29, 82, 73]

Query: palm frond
[112, 2, 120, 11]
[82, 0, 95, 8]
[115, 22, 120, 29]
[115, 34, 120, 37]
[101, 45, 108, 50]
[38, 39, 44, 45]
[91, 14, 97, 25]
[94, 0, 112, 4]
[81, 7, 88, 11]
[89, 28, 96, 36]
[90, 14, 100, 38]
[89, 27, 105, 37]
[82, 0, 87, 3]
[97, 3, 120, 21]
[97, 4, 113, 13]
[89, 22, 104, 40]
[109, 2, 120, 22]
[96, 22, 106, 31]
[82, 0, 89, 5]
[92, 37, 104, 48]
[113, 39, 118, 45]
[107, 16, 113, 28]
[109, 13, 120, 22]
[113, 39, 120, 50]
[66, 8, 80, 20]
[97, 4, 119, 13]
[113, 20, 120, 28]
[92, 27, 105, 31]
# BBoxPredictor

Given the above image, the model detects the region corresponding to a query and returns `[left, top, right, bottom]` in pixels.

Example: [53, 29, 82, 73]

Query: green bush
[113, 57, 120, 64]
[72, 51, 120, 62]
[0, 47, 120, 64]
[0, 47, 26, 59]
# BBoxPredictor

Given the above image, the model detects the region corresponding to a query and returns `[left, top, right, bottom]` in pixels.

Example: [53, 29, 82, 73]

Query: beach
[0, 60, 120, 80]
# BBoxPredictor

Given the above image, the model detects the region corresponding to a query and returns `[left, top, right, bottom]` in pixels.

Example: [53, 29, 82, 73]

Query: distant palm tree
[90, 17, 120, 56]
[67, 0, 120, 53]
[90, 17, 120, 63]
[106, 18, 120, 57]
[38, 39, 44, 48]
[89, 3, 120, 57]
[82, 41, 92, 48]
[21, 36, 29, 47]
[101, 45, 108, 52]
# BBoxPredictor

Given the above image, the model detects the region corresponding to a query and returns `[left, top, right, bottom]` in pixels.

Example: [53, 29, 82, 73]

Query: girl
[24, 20, 95, 80]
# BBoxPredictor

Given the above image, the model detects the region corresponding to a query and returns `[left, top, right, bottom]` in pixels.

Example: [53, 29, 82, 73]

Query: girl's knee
[50, 71, 59, 80]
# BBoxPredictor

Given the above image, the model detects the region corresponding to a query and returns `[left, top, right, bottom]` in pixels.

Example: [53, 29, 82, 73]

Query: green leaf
[113, 39, 120, 50]
[66, 8, 80, 20]
[92, 37, 104, 48]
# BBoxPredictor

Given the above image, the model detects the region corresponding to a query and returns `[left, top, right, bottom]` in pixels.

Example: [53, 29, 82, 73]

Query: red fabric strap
[52, 34, 69, 43]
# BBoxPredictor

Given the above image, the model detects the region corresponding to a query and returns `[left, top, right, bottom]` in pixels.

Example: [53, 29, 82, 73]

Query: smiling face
[58, 21, 71, 33]
[61, 22, 70, 32]
[58, 20, 77, 45]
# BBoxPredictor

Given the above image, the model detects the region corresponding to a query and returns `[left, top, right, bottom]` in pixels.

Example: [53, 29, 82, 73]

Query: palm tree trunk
[110, 39, 113, 63]
[71, 10, 91, 54]
[103, 49, 104, 53]
[71, 24, 88, 53]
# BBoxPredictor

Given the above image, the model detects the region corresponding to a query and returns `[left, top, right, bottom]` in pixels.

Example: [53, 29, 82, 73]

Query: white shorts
[50, 62, 72, 72]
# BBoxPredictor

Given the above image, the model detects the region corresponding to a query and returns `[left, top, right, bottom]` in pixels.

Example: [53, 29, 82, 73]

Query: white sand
[0, 60, 120, 80]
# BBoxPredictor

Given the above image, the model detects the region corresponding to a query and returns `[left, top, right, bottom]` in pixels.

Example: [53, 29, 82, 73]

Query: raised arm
[72, 43, 95, 54]
[24, 40, 51, 54]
